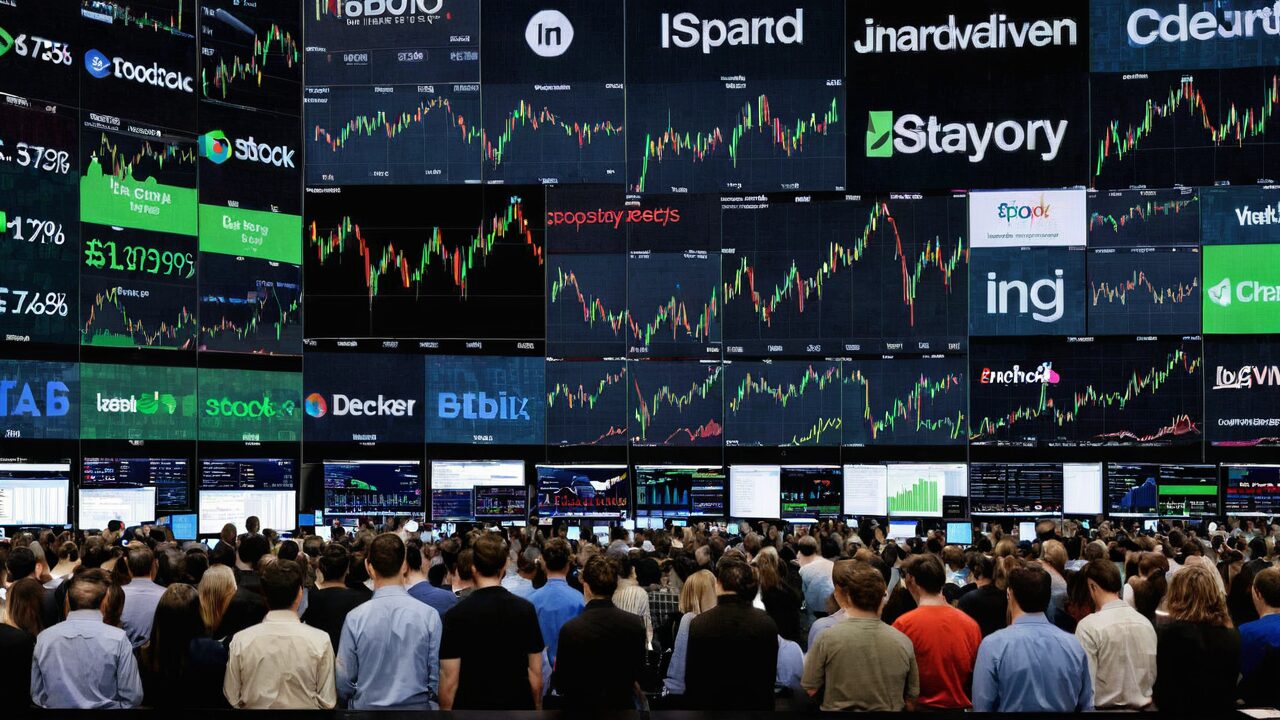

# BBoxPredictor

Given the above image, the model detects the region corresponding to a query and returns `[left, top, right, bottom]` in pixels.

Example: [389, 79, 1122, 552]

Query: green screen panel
[198, 368, 301, 442]
[1204, 244, 1280, 334]
[80, 363, 197, 440]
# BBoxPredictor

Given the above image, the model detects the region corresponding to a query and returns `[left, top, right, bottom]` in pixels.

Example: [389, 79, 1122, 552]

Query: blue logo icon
[84, 49, 111, 79]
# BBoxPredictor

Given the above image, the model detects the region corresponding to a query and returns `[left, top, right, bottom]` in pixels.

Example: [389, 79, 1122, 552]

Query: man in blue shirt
[120, 546, 166, 648]
[529, 538, 583, 666]
[31, 568, 143, 709]
[405, 537, 457, 617]
[338, 533, 443, 710]
[1240, 566, 1280, 679]
[972, 563, 1092, 713]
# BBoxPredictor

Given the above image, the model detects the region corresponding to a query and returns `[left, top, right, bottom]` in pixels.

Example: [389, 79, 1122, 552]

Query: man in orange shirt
[892, 554, 982, 709]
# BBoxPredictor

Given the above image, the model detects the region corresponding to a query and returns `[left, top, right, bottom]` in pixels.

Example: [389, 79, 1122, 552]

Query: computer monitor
[1019, 521, 1037, 539]
[635, 466, 726, 518]
[780, 466, 842, 520]
[566, 526, 581, 540]
[0, 462, 70, 525]
[430, 460, 525, 522]
[79, 487, 156, 530]
[1063, 463, 1103, 515]
[323, 460, 423, 515]
[728, 465, 781, 518]
[969, 463, 1064, 516]
[168, 513, 198, 541]
[888, 520, 918, 541]
[198, 459, 297, 535]
[535, 465, 629, 520]
[1158, 464, 1219, 518]
[946, 522, 972, 545]
[1224, 465, 1280, 517]
[1106, 464, 1159, 518]
[843, 464, 888, 517]
[884, 464, 953, 518]
[81, 458, 189, 512]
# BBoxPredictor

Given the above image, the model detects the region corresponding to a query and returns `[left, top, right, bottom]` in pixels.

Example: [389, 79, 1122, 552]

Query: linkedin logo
[526, 10, 573, 57]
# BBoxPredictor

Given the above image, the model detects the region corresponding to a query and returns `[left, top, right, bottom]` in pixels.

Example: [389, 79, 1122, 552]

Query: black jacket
[217, 571, 267, 639]
[552, 599, 646, 710]
[685, 595, 778, 711]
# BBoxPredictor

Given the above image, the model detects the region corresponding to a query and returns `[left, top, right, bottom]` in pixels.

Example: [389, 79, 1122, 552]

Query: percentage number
[0, 288, 69, 316]
[5, 216, 66, 244]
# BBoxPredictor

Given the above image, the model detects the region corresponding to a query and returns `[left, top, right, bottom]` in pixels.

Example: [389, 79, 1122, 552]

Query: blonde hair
[1164, 564, 1230, 627]
[199, 565, 237, 633]
[678, 569, 717, 615]
[1040, 540, 1068, 574]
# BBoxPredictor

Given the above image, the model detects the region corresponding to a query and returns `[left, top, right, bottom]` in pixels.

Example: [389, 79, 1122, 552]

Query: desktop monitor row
[4, 460, 1280, 532]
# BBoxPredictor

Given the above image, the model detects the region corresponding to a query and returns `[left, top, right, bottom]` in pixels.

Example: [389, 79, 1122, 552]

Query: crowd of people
[1, 516, 1279, 712]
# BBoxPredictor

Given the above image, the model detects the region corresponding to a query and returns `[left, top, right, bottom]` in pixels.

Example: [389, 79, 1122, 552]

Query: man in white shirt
[119, 546, 166, 648]
[1075, 559, 1156, 710]
[225, 559, 337, 709]
[797, 535, 834, 621]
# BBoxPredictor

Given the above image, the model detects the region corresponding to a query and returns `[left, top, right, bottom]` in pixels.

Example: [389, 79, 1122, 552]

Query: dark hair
[6, 547, 36, 581]
[126, 546, 155, 579]
[144, 584, 204, 677]
[1082, 559, 1123, 594]
[1255, 567, 1280, 609]
[261, 559, 304, 610]
[1007, 564, 1052, 614]
[246, 516, 261, 533]
[278, 541, 300, 563]
[967, 553, 995, 581]
[543, 538, 572, 573]
[318, 544, 349, 582]
[833, 560, 885, 612]
[582, 555, 620, 596]
[238, 534, 270, 567]
[303, 536, 325, 559]
[470, 533, 507, 579]
[184, 549, 209, 584]
[210, 543, 237, 568]
[455, 548, 474, 582]
[901, 553, 946, 595]
[404, 538, 425, 572]
[107, 520, 124, 533]
[368, 533, 406, 579]
[6, 577, 46, 636]
[67, 568, 113, 611]
[715, 556, 758, 600]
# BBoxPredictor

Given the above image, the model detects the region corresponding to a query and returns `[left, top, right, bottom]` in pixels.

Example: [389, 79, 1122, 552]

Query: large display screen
[535, 464, 628, 519]
[324, 460, 422, 515]
[1224, 465, 1280, 518]
[1106, 463, 1159, 518]
[780, 466, 842, 521]
[1205, 337, 1280, 447]
[79, 363, 198, 440]
[636, 466, 725, 518]
[724, 361, 841, 447]
[1157, 464, 1219, 518]
[79, 487, 156, 530]
[430, 460, 525, 522]
[0, 461, 70, 525]
[304, 352, 425, 444]
[885, 463, 962, 519]
[425, 355, 545, 445]
[842, 356, 968, 447]
[82, 457, 189, 512]
[969, 463, 1064, 516]
[198, 457, 296, 534]
[843, 464, 887, 517]
[0, 359, 78, 440]
[728, 465, 781, 519]
[197, 368, 301, 442]
[545, 360, 628, 447]
[629, 361, 722, 447]
[199, 458, 295, 491]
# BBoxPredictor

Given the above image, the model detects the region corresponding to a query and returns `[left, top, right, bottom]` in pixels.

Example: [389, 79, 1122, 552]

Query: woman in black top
[1153, 564, 1240, 713]
[0, 578, 43, 707]
[140, 583, 207, 708]
[754, 547, 803, 644]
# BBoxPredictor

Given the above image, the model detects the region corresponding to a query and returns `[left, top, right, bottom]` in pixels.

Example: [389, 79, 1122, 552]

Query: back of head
[901, 553, 946, 595]
[1255, 566, 1280, 611]
[6, 547, 36, 581]
[1082, 558, 1123, 595]
[543, 538, 571, 573]
[67, 568, 113, 612]
[715, 555, 758, 601]
[404, 538, 424, 573]
[678, 569, 718, 615]
[246, 516, 261, 534]
[303, 536, 325, 559]
[198, 564, 237, 632]
[1166, 563, 1230, 626]
[220, 523, 237, 545]
[1007, 563, 1052, 614]
[126, 545, 155, 579]
[318, 543, 349, 582]
[582, 554, 620, 597]
[942, 545, 965, 570]
[1040, 539, 1068, 574]
[742, 533, 762, 557]
[238, 533, 270, 568]
[470, 532, 507, 579]
[147, 584, 203, 673]
[967, 553, 995, 581]
[261, 559, 304, 610]
[367, 533, 406, 580]
[797, 535, 819, 557]
[6, 577, 47, 635]
[833, 559, 886, 613]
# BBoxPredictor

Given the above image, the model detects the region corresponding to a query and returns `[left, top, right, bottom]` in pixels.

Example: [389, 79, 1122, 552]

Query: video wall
[3, 0, 1280, 531]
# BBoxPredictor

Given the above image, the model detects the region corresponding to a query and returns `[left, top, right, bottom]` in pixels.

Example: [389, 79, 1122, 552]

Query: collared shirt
[530, 577, 584, 664]
[407, 578, 458, 617]
[808, 608, 846, 649]
[1075, 599, 1156, 710]
[612, 579, 653, 649]
[647, 583, 680, 632]
[224, 609, 337, 710]
[31, 609, 143, 709]
[337, 585, 443, 710]
[1240, 613, 1280, 678]
[502, 573, 535, 599]
[776, 637, 804, 694]
[799, 557, 835, 617]
[120, 577, 166, 648]
[972, 613, 1093, 713]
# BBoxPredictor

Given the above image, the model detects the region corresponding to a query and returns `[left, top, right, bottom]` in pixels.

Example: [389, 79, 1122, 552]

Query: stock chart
[80, 224, 197, 350]
[305, 0, 481, 185]
[324, 461, 423, 515]
[1086, 247, 1201, 335]
[628, 360, 722, 447]
[625, 0, 845, 193]
[545, 360, 628, 447]
[1087, 189, 1200, 248]
[1090, 68, 1280, 189]
[625, 250, 720, 357]
[842, 356, 968, 446]
[722, 195, 968, 354]
[0, 2, 78, 106]
[1205, 337, 1280, 448]
[198, 0, 301, 115]
[80, 118, 198, 236]
[546, 253, 627, 358]
[970, 337, 1204, 447]
[479, 0, 624, 184]
[724, 360, 841, 447]
[1106, 463, 1159, 517]
[304, 186, 544, 339]
[198, 255, 302, 355]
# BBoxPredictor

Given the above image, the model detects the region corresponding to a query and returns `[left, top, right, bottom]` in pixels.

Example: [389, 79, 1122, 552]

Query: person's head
[56, 541, 79, 566]
[318, 543, 350, 583]
[470, 532, 508, 580]
[1081, 558, 1123, 608]
[66, 568, 113, 613]
[753, 546, 782, 592]
[967, 553, 995, 585]
[219, 524, 237, 546]
[237, 534, 270, 569]
[277, 540, 300, 563]
[4, 577, 46, 636]
[581, 554, 620, 600]
[5, 546, 37, 581]
[1040, 540, 1068, 575]
[1006, 563, 1052, 616]
[833, 559, 886, 613]
[366, 533, 407, 582]
[543, 538, 572, 576]
[145, 584, 204, 674]
[198, 564, 236, 633]
[261, 559, 304, 611]
[741, 533, 762, 559]
[245, 516, 261, 534]
[1253, 567, 1280, 617]
[941, 545, 965, 571]
[899, 553, 946, 600]
[797, 535, 819, 558]
[678, 569, 718, 615]
[1165, 564, 1230, 627]
[714, 556, 758, 601]
[126, 545, 156, 581]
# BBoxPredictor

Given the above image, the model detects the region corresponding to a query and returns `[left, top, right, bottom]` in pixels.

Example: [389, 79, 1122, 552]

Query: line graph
[724, 361, 841, 446]
[629, 361, 723, 447]
[1091, 68, 1280, 189]
[1087, 189, 1200, 248]
[200, 1, 301, 115]
[80, 279, 197, 350]
[480, 91, 625, 184]
[81, 0, 193, 37]
[626, 251, 720, 356]
[722, 195, 967, 353]
[546, 254, 628, 358]
[88, 131, 197, 184]
[970, 338, 1203, 447]
[545, 361, 628, 446]
[199, 255, 302, 356]
[1087, 249, 1201, 335]
[842, 357, 967, 446]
